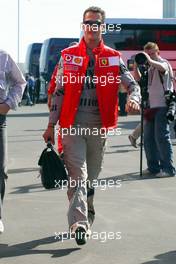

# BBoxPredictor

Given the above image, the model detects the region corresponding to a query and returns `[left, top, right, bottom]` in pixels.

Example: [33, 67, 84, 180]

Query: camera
[134, 53, 149, 108]
[135, 53, 148, 65]
[164, 90, 176, 122]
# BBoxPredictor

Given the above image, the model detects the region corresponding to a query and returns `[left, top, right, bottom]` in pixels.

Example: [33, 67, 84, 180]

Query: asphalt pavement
[0, 104, 176, 264]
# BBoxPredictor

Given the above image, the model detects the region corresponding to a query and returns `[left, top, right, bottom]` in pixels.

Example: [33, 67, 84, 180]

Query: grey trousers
[0, 114, 7, 219]
[61, 124, 106, 230]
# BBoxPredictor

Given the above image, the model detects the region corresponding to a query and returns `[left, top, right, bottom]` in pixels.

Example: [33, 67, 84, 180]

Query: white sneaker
[155, 171, 175, 178]
[0, 220, 4, 234]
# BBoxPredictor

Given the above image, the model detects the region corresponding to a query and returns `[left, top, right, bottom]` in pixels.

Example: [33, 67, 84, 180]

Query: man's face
[144, 48, 159, 61]
[83, 11, 103, 42]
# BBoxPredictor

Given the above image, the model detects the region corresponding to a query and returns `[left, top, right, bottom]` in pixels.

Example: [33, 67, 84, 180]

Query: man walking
[43, 6, 140, 245]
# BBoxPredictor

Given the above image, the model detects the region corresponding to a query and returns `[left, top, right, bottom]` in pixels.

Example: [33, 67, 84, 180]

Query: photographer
[134, 42, 175, 177]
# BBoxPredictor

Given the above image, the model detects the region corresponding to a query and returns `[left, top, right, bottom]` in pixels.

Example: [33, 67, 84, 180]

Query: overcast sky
[0, 0, 163, 62]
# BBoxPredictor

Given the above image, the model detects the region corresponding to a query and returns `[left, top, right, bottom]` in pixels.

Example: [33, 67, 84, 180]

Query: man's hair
[83, 6, 106, 22]
[144, 42, 159, 51]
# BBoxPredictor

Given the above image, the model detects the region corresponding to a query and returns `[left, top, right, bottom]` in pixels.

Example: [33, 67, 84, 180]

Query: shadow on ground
[141, 250, 176, 264]
[0, 234, 80, 259]
[8, 167, 39, 175]
[7, 113, 49, 118]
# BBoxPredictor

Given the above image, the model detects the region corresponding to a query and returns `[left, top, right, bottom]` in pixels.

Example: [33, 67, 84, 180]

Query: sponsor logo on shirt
[65, 55, 73, 62]
[64, 65, 79, 71]
[99, 56, 120, 67]
[99, 58, 109, 67]
[73, 57, 82, 64]
[64, 54, 83, 66]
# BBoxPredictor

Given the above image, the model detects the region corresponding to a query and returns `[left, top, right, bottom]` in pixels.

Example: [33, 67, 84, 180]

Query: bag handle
[47, 140, 53, 149]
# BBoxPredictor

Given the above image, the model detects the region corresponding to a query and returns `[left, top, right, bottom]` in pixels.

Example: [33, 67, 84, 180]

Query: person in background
[25, 74, 33, 106]
[34, 77, 41, 104]
[0, 50, 26, 233]
[133, 42, 176, 177]
[128, 123, 141, 148]
[28, 74, 35, 105]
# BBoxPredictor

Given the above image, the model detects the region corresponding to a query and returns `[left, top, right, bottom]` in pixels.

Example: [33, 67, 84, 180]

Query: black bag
[38, 143, 68, 189]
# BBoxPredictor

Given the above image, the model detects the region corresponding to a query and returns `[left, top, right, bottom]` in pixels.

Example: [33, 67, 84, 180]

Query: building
[163, 0, 176, 18]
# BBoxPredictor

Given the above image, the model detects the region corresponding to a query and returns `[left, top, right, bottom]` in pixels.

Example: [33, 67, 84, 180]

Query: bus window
[25, 43, 42, 78]
[136, 30, 156, 48]
[39, 37, 79, 101]
[103, 30, 137, 50]
[159, 30, 176, 50]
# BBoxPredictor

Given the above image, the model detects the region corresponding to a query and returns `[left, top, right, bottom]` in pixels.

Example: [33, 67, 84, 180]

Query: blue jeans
[144, 107, 175, 175]
[0, 115, 7, 219]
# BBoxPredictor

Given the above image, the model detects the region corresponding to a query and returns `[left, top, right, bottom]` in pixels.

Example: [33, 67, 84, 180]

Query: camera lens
[135, 53, 148, 65]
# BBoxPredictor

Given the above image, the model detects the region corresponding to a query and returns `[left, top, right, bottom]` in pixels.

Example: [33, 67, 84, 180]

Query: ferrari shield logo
[99, 58, 109, 67]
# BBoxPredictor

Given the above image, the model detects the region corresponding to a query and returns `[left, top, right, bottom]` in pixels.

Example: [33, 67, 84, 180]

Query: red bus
[103, 18, 176, 75]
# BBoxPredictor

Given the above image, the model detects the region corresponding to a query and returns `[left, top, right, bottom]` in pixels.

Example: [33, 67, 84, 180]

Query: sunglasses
[83, 20, 102, 26]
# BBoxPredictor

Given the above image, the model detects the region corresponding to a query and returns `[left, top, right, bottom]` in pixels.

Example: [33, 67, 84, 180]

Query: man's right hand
[43, 126, 55, 145]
